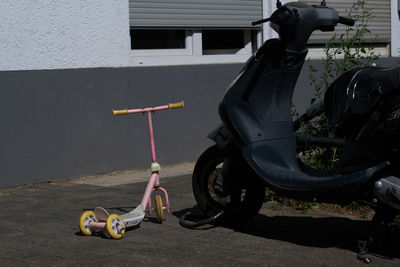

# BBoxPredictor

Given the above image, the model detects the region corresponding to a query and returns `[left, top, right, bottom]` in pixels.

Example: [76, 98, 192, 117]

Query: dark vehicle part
[296, 134, 345, 148]
[358, 95, 400, 150]
[192, 146, 265, 225]
[292, 101, 324, 131]
[374, 176, 400, 210]
[188, 0, 400, 260]
[325, 66, 400, 138]
[179, 210, 224, 229]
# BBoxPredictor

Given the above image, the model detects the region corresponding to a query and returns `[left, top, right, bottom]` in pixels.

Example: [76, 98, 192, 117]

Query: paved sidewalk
[0, 170, 400, 266]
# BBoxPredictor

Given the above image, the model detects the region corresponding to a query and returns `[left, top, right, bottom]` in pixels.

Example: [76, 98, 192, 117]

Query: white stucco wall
[391, 0, 400, 56]
[0, 0, 131, 71]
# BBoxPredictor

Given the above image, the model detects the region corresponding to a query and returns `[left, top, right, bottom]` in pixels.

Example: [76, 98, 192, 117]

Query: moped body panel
[216, 3, 390, 201]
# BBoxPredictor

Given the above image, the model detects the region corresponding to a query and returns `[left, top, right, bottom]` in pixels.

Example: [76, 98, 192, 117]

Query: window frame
[131, 30, 193, 57]
[130, 29, 262, 66]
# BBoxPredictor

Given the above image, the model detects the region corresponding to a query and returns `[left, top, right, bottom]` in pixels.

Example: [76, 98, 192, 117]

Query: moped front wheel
[192, 145, 265, 225]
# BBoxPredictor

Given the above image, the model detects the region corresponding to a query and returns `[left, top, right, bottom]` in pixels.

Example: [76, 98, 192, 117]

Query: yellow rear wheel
[106, 214, 125, 239]
[79, 211, 97, 236]
[155, 195, 164, 223]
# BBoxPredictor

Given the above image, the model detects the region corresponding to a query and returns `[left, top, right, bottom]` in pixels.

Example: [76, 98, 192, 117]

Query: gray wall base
[1, 58, 399, 187]
[1, 65, 238, 187]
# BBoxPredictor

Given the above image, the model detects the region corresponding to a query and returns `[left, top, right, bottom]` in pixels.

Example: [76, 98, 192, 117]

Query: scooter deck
[94, 205, 145, 228]
[120, 204, 145, 228]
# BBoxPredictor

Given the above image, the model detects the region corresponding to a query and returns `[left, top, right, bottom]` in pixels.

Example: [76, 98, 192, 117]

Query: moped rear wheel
[192, 145, 265, 225]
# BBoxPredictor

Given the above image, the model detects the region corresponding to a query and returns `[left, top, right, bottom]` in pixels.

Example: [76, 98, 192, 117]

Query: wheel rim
[207, 167, 231, 206]
[205, 160, 247, 210]
[106, 214, 125, 239]
[193, 146, 266, 223]
[79, 211, 96, 236]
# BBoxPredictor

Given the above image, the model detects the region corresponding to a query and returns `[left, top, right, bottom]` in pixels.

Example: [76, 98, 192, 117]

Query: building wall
[0, 0, 399, 187]
[0, 0, 131, 71]
[0, 64, 238, 187]
[1, 57, 399, 188]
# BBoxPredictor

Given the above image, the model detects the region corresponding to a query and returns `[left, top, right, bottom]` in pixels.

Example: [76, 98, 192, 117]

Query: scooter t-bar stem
[147, 111, 157, 163]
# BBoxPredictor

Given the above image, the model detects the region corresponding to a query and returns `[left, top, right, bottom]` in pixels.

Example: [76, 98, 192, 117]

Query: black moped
[182, 0, 400, 253]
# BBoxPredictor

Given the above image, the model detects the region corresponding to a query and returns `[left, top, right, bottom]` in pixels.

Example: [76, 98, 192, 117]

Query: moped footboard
[242, 138, 389, 203]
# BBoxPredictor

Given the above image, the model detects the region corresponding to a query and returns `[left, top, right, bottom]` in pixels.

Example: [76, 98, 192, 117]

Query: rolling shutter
[129, 0, 262, 29]
[298, 0, 391, 43]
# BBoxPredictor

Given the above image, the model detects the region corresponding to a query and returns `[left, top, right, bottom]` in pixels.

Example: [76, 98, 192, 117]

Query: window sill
[129, 54, 251, 67]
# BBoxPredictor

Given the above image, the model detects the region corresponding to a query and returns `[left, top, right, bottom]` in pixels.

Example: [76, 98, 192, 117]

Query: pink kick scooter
[78, 101, 184, 239]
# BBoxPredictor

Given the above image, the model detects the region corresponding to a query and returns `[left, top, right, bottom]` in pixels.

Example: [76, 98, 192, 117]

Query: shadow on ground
[174, 206, 400, 260]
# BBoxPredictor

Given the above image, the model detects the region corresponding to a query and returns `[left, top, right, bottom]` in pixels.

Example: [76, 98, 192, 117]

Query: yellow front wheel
[79, 211, 97, 236]
[106, 214, 125, 239]
[155, 195, 164, 223]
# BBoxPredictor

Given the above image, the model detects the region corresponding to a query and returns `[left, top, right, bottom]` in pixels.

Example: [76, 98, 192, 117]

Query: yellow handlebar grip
[169, 101, 184, 109]
[112, 109, 128, 116]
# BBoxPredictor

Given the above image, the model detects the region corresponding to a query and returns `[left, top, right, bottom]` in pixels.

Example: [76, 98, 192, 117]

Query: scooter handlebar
[112, 101, 184, 116]
[338, 16, 355, 26]
[169, 101, 184, 109]
[112, 109, 128, 116]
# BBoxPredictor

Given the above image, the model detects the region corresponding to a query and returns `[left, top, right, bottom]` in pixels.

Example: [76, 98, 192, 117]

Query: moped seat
[325, 66, 400, 134]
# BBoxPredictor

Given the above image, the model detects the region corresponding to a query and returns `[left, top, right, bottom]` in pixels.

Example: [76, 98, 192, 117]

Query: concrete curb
[71, 161, 195, 187]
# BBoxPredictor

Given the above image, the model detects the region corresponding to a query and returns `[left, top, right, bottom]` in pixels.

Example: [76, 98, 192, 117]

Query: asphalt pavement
[1, 168, 400, 266]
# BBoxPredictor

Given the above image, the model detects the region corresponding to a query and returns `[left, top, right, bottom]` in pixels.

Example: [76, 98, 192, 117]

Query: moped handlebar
[252, 5, 355, 28]
[252, 18, 271, 26]
[338, 16, 355, 26]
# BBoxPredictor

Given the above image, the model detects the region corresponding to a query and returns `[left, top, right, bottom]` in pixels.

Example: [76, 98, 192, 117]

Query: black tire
[192, 145, 265, 225]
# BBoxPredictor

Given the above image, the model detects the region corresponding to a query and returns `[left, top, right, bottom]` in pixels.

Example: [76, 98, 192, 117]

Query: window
[130, 30, 186, 50]
[203, 30, 244, 51]
[131, 30, 193, 57]
[130, 29, 261, 66]
[128, 0, 262, 65]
